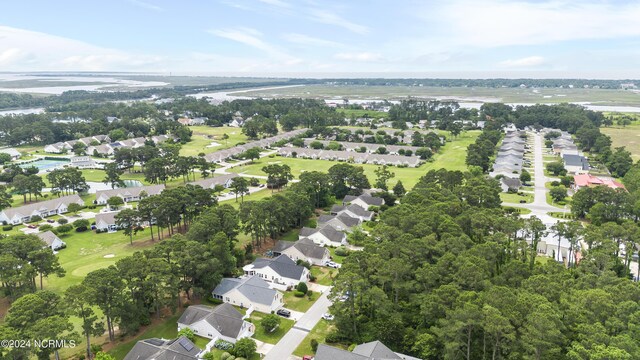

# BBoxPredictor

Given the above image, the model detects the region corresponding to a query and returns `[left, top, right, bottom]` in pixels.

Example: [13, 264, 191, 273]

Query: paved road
[264, 289, 332, 360]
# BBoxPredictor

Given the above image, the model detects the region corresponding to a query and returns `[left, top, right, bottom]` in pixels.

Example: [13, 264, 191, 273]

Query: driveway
[264, 289, 332, 360]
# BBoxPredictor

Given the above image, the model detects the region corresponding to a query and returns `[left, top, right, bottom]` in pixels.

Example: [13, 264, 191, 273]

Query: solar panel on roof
[178, 337, 194, 352]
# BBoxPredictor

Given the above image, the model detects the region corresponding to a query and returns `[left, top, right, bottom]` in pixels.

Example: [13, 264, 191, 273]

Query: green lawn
[43, 227, 157, 294]
[283, 290, 320, 312]
[227, 131, 479, 190]
[180, 126, 249, 157]
[328, 247, 349, 264]
[601, 123, 640, 161]
[293, 319, 342, 357]
[311, 266, 336, 286]
[500, 192, 533, 204]
[249, 311, 295, 344]
[503, 206, 532, 215]
[219, 188, 275, 209]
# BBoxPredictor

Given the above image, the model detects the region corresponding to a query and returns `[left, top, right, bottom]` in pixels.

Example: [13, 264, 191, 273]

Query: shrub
[30, 215, 42, 222]
[39, 224, 54, 232]
[2, 225, 13, 231]
[307, 290, 314, 298]
[56, 224, 73, 235]
[58, 218, 68, 225]
[309, 274, 317, 282]
[177, 328, 195, 342]
[202, 352, 215, 360]
[293, 291, 305, 297]
[296, 282, 308, 293]
[325, 331, 343, 343]
[311, 339, 319, 352]
[220, 352, 233, 360]
[214, 339, 234, 351]
[306, 219, 317, 228]
[233, 338, 256, 359]
[73, 219, 90, 228]
[335, 247, 349, 257]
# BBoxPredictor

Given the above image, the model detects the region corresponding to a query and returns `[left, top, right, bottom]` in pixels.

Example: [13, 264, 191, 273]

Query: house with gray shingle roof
[95, 185, 165, 205]
[318, 212, 362, 231]
[299, 226, 347, 246]
[0, 195, 84, 225]
[95, 211, 119, 232]
[123, 336, 201, 360]
[188, 174, 238, 189]
[0, 148, 21, 160]
[315, 340, 421, 360]
[36, 231, 65, 251]
[343, 194, 384, 209]
[212, 275, 283, 314]
[177, 304, 254, 343]
[331, 204, 374, 222]
[243, 255, 309, 289]
[272, 237, 330, 265]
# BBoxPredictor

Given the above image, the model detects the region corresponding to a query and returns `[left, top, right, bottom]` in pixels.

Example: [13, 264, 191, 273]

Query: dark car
[276, 309, 291, 318]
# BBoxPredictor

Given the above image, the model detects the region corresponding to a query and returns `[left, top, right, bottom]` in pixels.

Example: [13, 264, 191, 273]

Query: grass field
[227, 131, 479, 189]
[601, 123, 640, 161]
[181, 126, 249, 157]
[249, 311, 295, 344]
[311, 267, 336, 286]
[293, 319, 341, 357]
[500, 192, 533, 204]
[283, 290, 319, 312]
[239, 85, 640, 106]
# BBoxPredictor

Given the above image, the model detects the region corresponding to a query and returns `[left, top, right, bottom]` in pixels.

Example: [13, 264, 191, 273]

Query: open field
[180, 126, 249, 157]
[601, 123, 640, 161]
[240, 85, 640, 106]
[227, 131, 479, 189]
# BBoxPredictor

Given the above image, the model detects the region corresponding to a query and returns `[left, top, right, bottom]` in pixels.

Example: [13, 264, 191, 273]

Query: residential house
[318, 213, 361, 232]
[342, 194, 384, 210]
[191, 117, 206, 125]
[562, 154, 589, 174]
[95, 211, 119, 232]
[87, 144, 115, 157]
[0, 148, 21, 160]
[177, 304, 254, 343]
[573, 174, 625, 191]
[212, 275, 284, 314]
[229, 118, 245, 127]
[500, 177, 522, 192]
[177, 117, 192, 126]
[44, 142, 67, 154]
[189, 174, 238, 189]
[70, 156, 96, 169]
[272, 237, 331, 265]
[123, 337, 202, 360]
[36, 231, 66, 251]
[106, 116, 119, 123]
[0, 195, 84, 225]
[315, 341, 421, 360]
[331, 204, 374, 222]
[299, 226, 347, 246]
[95, 185, 165, 205]
[243, 255, 309, 288]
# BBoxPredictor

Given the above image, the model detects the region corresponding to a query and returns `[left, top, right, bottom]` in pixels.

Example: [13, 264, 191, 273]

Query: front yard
[311, 266, 336, 286]
[500, 192, 533, 204]
[293, 319, 345, 357]
[283, 289, 320, 312]
[249, 311, 295, 344]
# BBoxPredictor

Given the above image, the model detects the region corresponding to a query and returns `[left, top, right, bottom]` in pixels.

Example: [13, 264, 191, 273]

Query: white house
[44, 142, 67, 154]
[87, 144, 115, 157]
[177, 304, 254, 343]
[272, 238, 330, 266]
[0, 148, 21, 160]
[36, 231, 66, 251]
[95, 211, 119, 232]
[0, 195, 85, 225]
[188, 174, 238, 189]
[212, 275, 284, 314]
[342, 194, 384, 210]
[330, 204, 374, 222]
[317, 213, 361, 232]
[243, 255, 309, 289]
[70, 156, 96, 169]
[299, 226, 347, 247]
[95, 185, 165, 205]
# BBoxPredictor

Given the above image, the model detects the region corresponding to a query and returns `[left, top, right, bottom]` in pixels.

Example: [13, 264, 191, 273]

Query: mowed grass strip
[601, 123, 640, 161]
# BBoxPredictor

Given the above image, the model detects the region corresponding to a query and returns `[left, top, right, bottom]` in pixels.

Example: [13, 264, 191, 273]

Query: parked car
[303, 356, 314, 360]
[325, 261, 339, 268]
[47, 219, 55, 223]
[322, 313, 334, 321]
[27, 224, 37, 229]
[276, 309, 291, 318]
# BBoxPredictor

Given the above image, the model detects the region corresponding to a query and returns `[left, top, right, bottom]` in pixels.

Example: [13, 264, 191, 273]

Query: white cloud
[129, 0, 164, 12]
[257, 0, 290, 8]
[308, 9, 369, 34]
[283, 33, 343, 47]
[208, 27, 301, 64]
[500, 56, 546, 67]
[431, 0, 640, 48]
[0, 26, 163, 71]
[334, 52, 383, 62]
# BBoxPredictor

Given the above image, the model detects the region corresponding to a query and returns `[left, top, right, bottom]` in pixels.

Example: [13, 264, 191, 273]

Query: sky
[1, 0, 640, 78]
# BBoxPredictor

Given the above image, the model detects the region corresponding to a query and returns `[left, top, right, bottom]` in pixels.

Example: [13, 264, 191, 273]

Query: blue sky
[1, 0, 640, 77]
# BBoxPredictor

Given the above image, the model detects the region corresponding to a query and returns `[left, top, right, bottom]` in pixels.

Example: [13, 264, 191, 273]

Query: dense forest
[329, 169, 640, 359]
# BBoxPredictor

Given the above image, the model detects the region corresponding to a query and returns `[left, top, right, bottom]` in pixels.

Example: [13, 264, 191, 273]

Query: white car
[325, 261, 339, 268]
[322, 313, 334, 321]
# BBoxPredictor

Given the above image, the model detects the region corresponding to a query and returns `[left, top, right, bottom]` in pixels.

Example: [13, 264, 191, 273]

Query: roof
[177, 304, 245, 338]
[36, 231, 62, 247]
[272, 240, 295, 253]
[189, 174, 238, 188]
[95, 211, 119, 225]
[292, 238, 329, 260]
[300, 226, 345, 243]
[96, 185, 165, 199]
[0, 148, 21, 157]
[123, 336, 200, 360]
[353, 341, 402, 359]
[501, 177, 522, 189]
[574, 174, 625, 190]
[315, 344, 368, 360]
[343, 205, 372, 219]
[1, 194, 83, 220]
[562, 154, 589, 170]
[213, 275, 279, 306]
[343, 194, 384, 207]
[249, 255, 305, 280]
